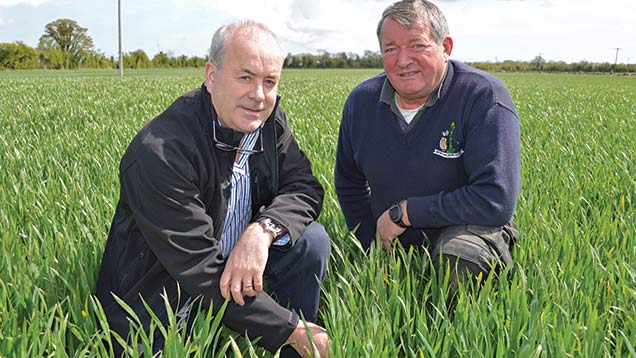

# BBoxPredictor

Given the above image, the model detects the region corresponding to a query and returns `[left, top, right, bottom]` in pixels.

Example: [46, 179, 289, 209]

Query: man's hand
[288, 321, 329, 357]
[376, 200, 410, 251]
[219, 223, 274, 305]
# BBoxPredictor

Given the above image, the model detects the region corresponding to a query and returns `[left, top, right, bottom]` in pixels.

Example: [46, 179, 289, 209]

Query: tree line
[469, 55, 635, 74]
[0, 19, 210, 70]
[1, 19, 634, 74]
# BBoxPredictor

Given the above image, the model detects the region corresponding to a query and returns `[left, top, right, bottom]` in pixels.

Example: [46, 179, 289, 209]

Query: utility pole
[118, 0, 123, 78]
[613, 47, 621, 72]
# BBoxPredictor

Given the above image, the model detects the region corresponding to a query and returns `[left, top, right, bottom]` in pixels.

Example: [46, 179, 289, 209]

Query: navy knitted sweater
[334, 60, 521, 248]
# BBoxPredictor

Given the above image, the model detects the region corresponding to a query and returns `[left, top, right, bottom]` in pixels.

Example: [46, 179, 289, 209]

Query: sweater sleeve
[408, 102, 521, 228]
[334, 96, 377, 249]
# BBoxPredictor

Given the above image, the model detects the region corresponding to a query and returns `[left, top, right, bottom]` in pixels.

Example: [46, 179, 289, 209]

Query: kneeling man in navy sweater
[335, 0, 521, 291]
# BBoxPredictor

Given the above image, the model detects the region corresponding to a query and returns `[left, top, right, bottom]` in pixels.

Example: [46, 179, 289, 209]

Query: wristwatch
[256, 217, 286, 240]
[389, 201, 409, 228]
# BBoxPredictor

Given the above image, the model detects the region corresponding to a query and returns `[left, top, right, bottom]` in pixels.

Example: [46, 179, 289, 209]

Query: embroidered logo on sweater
[434, 121, 464, 158]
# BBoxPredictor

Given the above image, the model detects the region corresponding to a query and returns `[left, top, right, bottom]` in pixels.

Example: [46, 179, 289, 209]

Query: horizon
[1, 0, 635, 64]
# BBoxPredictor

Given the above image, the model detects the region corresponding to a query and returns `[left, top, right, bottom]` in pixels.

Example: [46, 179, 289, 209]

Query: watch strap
[390, 201, 409, 228]
[256, 217, 286, 240]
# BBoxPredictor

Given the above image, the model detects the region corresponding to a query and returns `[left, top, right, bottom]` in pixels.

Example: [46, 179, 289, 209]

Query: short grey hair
[376, 0, 449, 46]
[208, 20, 283, 69]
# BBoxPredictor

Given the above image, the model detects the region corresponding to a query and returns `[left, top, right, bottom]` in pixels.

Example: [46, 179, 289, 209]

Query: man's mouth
[241, 106, 263, 115]
[398, 71, 419, 78]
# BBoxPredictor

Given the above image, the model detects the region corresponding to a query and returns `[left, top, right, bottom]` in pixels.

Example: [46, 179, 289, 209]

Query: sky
[0, 0, 634, 64]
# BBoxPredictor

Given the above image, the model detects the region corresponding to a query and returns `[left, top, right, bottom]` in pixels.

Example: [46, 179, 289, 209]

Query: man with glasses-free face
[96, 20, 330, 358]
[335, 0, 521, 292]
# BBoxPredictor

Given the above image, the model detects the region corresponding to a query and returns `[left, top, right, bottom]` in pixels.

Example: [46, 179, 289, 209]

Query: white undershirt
[396, 102, 423, 124]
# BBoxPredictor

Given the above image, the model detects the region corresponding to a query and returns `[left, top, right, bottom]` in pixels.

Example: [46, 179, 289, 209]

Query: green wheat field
[1, 68, 635, 357]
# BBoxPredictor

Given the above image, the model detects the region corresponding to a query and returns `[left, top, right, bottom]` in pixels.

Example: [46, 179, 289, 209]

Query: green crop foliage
[1, 68, 635, 357]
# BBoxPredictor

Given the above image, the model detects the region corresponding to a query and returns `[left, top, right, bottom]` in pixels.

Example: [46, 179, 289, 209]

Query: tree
[301, 54, 317, 68]
[317, 50, 331, 68]
[151, 51, 171, 68]
[124, 49, 150, 69]
[84, 50, 115, 69]
[333, 52, 348, 68]
[175, 54, 188, 67]
[38, 19, 94, 69]
[530, 54, 545, 71]
[0, 42, 39, 70]
[38, 37, 69, 69]
[290, 54, 302, 68]
[361, 50, 382, 68]
[187, 56, 206, 68]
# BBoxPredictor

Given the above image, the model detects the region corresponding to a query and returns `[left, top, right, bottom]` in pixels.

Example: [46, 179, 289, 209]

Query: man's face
[380, 17, 452, 108]
[205, 32, 283, 133]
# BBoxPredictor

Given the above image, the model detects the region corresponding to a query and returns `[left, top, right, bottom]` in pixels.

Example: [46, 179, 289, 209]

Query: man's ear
[205, 61, 216, 93]
[442, 37, 453, 58]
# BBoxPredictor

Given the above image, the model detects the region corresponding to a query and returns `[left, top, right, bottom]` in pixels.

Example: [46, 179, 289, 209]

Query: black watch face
[389, 205, 399, 222]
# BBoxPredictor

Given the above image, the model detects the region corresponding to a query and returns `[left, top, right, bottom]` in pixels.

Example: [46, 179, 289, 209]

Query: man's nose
[396, 49, 413, 67]
[249, 83, 265, 101]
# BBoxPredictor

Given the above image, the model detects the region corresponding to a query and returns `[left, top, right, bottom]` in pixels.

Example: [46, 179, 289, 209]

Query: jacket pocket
[119, 249, 145, 290]
[117, 231, 149, 293]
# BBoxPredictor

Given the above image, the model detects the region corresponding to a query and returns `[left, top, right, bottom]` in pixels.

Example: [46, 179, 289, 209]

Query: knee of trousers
[430, 225, 510, 278]
[296, 221, 331, 279]
[432, 253, 490, 281]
